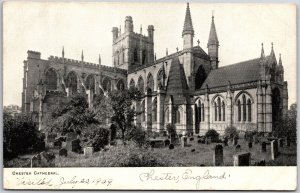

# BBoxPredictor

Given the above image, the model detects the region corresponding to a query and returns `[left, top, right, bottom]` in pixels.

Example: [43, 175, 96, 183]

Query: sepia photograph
[2, 1, 297, 190]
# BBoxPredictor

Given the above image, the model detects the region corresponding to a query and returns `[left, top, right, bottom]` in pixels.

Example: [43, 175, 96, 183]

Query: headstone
[31, 154, 41, 168]
[84, 147, 94, 158]
[47, 133, 57, 143]
[213, 144, 223, 166]
[279, 139, 284, 147]
[169, 144, 174, 150]
[66, 132, 78, 142]
[164, 139, 170, 146]
[40, 151, 55, 167]
[261, 142, 267, 152]
[62, 142, 67, 148]
[59, 148, 68, 157]
[206, 137, 211, 144]
[54, 140, 62, 149]
[71, 139, 81, 153]
[271, 140, 279, 160]
[189, 137, 194, 142]
[233, 152, 251, 166]
[181, 136, 187, 147]
[248, 142, 252, 149]
[191, 149, 195, 152]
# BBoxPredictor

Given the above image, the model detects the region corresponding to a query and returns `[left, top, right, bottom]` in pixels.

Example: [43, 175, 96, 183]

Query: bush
[244, 129, 257, 141]
[124, 125, 147, 147]
[81, 124, 110, 151]
[224, 126, 238, 140]
[205, 129, 219, 142]
[4, 113, 42, 159]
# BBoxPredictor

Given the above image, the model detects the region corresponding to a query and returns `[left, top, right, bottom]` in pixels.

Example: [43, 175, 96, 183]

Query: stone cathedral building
[22, 3, 288, 135]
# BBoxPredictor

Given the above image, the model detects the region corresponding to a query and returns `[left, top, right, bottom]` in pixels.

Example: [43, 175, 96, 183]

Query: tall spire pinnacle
[140, 25, 142, 34]
[182, 3, 194, 37]
[270, 42, 275, 58]
[81, 50, 84, 61]
[207, 11, 219, 46]
[99, 54, 101, 65]
[278, 53, 282, 66]
[62, 46, 65, 58]
[260, 43, 265, 58]
[166, 48, 168, 56]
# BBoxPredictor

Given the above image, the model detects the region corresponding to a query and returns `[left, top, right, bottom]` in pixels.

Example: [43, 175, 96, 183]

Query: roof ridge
[216, 57, 261, 70]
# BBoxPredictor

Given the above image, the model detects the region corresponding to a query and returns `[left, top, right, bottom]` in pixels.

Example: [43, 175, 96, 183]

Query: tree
[46, 93, 98, 134]
[106, 87, 142, 141]
[4, 113, 42, 159]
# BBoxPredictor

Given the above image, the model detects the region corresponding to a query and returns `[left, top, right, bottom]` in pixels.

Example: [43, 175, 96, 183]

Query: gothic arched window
[247, 99, 252, 122]
[67, 71, 78, 95]
[45, 68, 58, 91]
[134, 48, 138, 63]
[137, 76, 144, 93]
[165, 108, 169, 123]
[85, 75, 95, 92]
[222, 101, 225, 121]
[117, 79, 125, 91]
[152, 98, 157, 122]
[198, 104, 202, 122]
[129, 79, 135, 89]
[147, 73, 154, 92]
[201, 103, 205, 121]
[214, 102, 217, 121]
[142, 50, 147, 65]
[237, 99, 241, 122]
[141, 100, 145, 122]
[242, 94, 246, 121]
[176, 109, 181, 124]
[217, 97, 221, 121]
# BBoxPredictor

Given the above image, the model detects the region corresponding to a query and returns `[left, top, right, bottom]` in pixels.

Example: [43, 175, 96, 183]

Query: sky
[3, 2, 296, 107]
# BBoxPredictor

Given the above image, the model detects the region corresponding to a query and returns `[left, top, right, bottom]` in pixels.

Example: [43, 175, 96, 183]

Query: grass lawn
[4, 137, 296, 167]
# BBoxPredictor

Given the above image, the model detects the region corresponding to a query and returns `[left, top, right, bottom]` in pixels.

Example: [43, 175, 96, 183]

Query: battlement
[27, 50, 41, 59]
[47, 55, 127, 74]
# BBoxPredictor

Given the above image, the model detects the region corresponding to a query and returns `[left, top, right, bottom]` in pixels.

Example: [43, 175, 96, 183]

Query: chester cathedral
[22, 3, 288, 135]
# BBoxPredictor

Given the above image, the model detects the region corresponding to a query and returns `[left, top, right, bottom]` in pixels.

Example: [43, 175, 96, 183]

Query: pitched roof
[182, 3, 194, 37]
[207, 16, 219, 45]
[165, 57, 189, 105]
[193, 46, 210, 60]
[200, 58, 262, 89]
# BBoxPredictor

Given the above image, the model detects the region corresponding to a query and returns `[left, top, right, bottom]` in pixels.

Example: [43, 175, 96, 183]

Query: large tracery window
[152, 98, 157, 122]
[176, 108, 181, 124]
[67, 71, 78, 95]
[214, 96, 225, 122]
[165, 108, 169, 123]
[137, 76, 144, 93]
[45, 68, 58, 91]
[236, 93, 252, 122]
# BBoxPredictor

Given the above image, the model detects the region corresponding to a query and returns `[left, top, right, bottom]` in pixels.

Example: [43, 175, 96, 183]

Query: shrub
[224, 126, 238, 140]
[81, 124, 110, 151]
[166, 124, 176, 138]
[3, 113, 42, 159]
[205, 129, 219, 142]
[124, 125, 147, 147]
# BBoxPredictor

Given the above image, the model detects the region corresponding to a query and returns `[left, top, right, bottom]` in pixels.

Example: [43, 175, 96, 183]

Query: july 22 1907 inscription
[3, 1, 297, 190]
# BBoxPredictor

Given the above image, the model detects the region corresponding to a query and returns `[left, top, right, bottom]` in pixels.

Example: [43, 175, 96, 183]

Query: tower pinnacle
[207, 12, 219, 46]
[62, 46, 65, 58]
[99, 54, 101, 65]
[207, 12, 219, 69]
[81, 50, 84, 62]
[261, 43, 265, 58]
[182, 3, 194, 37]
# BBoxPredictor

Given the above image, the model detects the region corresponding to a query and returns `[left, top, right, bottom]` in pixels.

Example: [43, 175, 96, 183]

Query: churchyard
[4, 132, 296, 167]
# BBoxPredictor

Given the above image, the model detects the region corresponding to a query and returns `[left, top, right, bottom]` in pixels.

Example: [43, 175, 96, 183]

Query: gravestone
[66, 132, 78, 142]
[84, 147, 94, 158]
[261, 142, 267, 152]
[59, 148, 68, 157]
[213, 144, 223, 166]
[279, 139, 284, 147]
[233, 152, 251, 166]
[189, 137, 194, 142]
[47, 133, 57, 143]
[169, 144, 174, 150]
[31, 154, 41, 168]
[206, 137, 211, 144]
[248, 142, 252, 149]
[62, 142, 67, 148]
[54, 140, 62, 149]
[71, 139, 81, 153]
[191, 149, 195, 152]
[253, 135, 259, 144]
[40, 151, 55, 167]
[271, 140, 279, 160]
[181, 136, 187, 147]
[164, 139, 170, 147]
